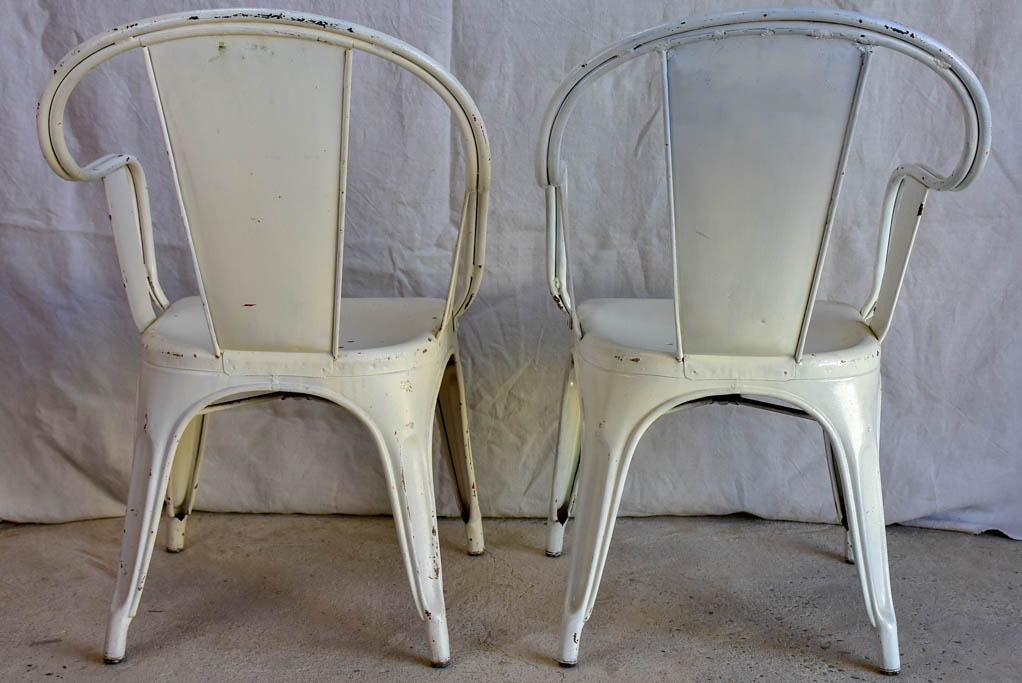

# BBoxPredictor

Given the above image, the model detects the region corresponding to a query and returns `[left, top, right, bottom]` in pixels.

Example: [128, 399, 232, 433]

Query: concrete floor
[1, 515, 1018, 682]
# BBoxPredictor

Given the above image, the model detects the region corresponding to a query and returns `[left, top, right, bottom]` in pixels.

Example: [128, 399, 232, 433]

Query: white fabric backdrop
[2, 0, 1019, 539]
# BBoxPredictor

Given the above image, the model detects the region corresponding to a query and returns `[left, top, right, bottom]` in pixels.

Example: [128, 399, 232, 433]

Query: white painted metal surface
[537, 8, 990, 675]
[38, 8, 490, 668]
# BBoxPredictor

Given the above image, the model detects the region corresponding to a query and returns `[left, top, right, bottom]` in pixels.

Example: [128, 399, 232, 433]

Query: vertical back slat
[660, 49, 683, 361]
[667, 34, 863, 357]
[793, 48, 872, 361]
[332, 48, 353, 358]
[147, 35, 345, 353]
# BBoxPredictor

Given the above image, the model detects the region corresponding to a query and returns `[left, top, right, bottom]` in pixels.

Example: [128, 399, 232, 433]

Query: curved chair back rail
[38, 8, 490, 355]
[536, 7, 990, 356]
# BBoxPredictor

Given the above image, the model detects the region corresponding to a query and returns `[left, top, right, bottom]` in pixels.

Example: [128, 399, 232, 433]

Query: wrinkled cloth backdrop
[2, 0, 1019, 538]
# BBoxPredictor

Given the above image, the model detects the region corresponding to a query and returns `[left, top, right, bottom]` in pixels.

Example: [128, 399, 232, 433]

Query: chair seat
[142, 296, 448, 374]
[576, 299, 880, 380]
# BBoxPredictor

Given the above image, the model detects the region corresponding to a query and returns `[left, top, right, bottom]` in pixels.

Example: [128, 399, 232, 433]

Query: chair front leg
[375, 407, 451, 667]
[105, 403, 180, 663]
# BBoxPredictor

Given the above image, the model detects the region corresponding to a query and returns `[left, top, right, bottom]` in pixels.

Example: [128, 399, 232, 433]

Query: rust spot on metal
[243, 303, 256, 307]
[573, 632, 578, 644]
[424, 609, 431, 617]
[917, 203, 924, 216]
[630, 357, 640, 363]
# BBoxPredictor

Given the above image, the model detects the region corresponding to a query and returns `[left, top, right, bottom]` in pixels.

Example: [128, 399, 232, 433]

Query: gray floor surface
[1, 515, 1018, 682]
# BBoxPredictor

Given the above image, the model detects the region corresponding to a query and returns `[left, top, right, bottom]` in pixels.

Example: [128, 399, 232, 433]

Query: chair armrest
[862, 174, 929, 342]
[545, 183, 580, 333]
[102, 163, 165, 331]
[450, 188, 488, 320]
[37, 67, 170, 332]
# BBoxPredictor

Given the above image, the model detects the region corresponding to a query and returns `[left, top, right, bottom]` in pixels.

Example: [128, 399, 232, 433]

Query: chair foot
[426, 612, 450, 668]
[465, 517, 484, 555]
[104, 611, 131, 665]
[877, 620, 900, 674]
[166, 516, 187, 553]
[546, 520, 565, 557]
[559, 611, 584, 665]
[558, 660, 578, 668]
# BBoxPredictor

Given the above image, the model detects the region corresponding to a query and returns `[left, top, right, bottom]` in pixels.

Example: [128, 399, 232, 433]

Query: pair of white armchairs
[38, 8, 989, 675]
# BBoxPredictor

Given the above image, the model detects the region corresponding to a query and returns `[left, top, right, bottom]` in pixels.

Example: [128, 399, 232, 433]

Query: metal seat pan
[143, 296, 448, 375]
[577, 299, 879, 380]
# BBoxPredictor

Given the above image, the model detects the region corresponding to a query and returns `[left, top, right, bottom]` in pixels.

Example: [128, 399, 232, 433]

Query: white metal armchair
[537, 8, 990, 674]
[38, 9, 490, 667]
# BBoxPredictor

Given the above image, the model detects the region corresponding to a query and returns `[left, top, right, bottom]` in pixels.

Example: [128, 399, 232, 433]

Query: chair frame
[536, 7, 990, 674]
[38, 8, 491, 668]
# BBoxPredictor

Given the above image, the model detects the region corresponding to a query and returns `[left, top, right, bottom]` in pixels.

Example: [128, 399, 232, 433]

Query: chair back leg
[558, 358, 677, 665]
[164, 413, 209, 552]
[367, 382, 451, 667]
[813, 371, 899, 673]
[436, 354, 485, 555]
[823, 426, 856, 564]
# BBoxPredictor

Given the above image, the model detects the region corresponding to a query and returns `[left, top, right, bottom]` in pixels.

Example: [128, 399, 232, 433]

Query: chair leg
[436, 356, 484, 555]
[105, 403, 179, 663]
[164, 413, 209, 552]
[547, 358, 582, 557]
[823, 427, 854, 564]
[822, 375, 899, 674]
[376, 414, 450, 667]
[558, 400, 638, 666]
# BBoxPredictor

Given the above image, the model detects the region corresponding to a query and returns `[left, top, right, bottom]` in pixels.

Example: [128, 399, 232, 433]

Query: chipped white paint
[38, 9, 490, 668]
[538, 8, 990, 676]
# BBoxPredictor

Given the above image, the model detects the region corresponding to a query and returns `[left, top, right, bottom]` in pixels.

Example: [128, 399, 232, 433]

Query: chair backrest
[538, 8, 989, 360]
[39, 10, 490, 356]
